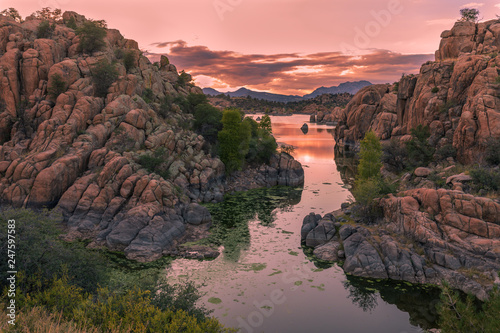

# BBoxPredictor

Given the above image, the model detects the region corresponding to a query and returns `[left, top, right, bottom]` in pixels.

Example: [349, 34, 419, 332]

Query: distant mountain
[203, 81, 372, 103]
[303, 81, 372, 99]
[203, 87, 303, 103]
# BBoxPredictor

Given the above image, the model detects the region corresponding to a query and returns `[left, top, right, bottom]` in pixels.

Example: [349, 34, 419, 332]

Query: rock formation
[301, 186, 500, 299]
[334, 19, 500, 164]
[0, 12, 303, 261]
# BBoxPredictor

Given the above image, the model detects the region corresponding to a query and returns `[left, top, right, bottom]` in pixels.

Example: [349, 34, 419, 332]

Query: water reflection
[205, 186, 303, 261]
[344, 272, 441, 330]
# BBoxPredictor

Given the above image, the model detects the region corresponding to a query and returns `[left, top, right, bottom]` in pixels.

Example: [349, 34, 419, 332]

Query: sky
[4, 0, 500, 95]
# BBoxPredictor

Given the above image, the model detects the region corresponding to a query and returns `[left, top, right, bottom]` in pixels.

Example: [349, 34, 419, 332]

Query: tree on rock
[0, 8, 23, 22]
[460, 8, 480, 22]
[357, 131, 382, 180]
[218, 108, 250, 173]
[76, 20, 107, 53]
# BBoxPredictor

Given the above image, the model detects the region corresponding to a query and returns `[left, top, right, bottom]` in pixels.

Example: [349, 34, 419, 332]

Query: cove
[166, 115, 441, 332]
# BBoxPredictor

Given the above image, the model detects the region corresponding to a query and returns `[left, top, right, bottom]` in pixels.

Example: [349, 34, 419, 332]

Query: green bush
[1, 8, 23, 22]
[258, 114, 272, 134]
[91, 60, 118, 97]
[137, 147, 170, 179]
[218, 108, 250, 173]
[405, 125, 435, 167]
[485, 137, 500, 165]
[435, 144, 457, 161]
[438, 282, 500, 333]
[431, 87, 439, 93]
[142, 88, 154, 103]
[65, 16, 77, 29]
[0, 209, 108, 294]
[47, 73, 67, 97]
[36, 20, 55, 38]
[470, 167, 500, 192]
[177, 70, 192, 86]
[123, 50, 136, 72]
[439, 99, 458, 114]
[76, 20, 107, 54]
[357, 131, 382, 180]
[382, 139, 408, 172]
[194, 103, 223, 144]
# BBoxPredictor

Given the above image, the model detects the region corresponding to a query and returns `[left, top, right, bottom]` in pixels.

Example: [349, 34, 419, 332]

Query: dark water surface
[166, 115, 439, 332]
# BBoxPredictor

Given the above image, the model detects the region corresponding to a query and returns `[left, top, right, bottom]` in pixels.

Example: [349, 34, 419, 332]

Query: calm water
[166, 115, 439, 332]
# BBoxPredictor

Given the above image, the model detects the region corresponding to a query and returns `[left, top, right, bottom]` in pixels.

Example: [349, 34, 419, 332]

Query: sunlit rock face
[333, 19, 500, 165]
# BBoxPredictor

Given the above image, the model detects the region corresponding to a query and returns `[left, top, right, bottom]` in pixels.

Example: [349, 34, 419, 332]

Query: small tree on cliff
[460, 8, 480, 22]
[218, 108, 250, 173]
[352, 131, 385, 223]
[76, 20, 107, 54]
[1, 8, 23, 22]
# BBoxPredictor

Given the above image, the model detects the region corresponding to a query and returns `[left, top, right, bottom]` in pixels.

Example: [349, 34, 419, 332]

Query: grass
[458, 267, 494, 286]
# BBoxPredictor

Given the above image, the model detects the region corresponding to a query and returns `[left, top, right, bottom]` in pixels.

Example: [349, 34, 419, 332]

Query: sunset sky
[5, 0, 500, 95]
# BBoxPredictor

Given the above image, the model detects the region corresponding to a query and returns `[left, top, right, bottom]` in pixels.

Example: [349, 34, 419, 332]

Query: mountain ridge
[203, 80, 372, 103]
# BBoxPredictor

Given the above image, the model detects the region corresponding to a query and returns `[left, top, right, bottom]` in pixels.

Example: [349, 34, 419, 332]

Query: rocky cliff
[333, 19, 500, 164]
[303, 19, 500, 299]
[0, 11, 303, 262]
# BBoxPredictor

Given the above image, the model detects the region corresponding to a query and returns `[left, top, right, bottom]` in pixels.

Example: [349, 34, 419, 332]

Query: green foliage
[218, 108, 250, 173]
[194, 103, 223, 144]
[91, 60, 118, 98]
[259, 114, 272, 134]
[496, 76, 500, 84]
[36, 20, 55, 38]
[46, 73, 68, 98]
[438, 282, 500, 333]
[76, 20, 107, 54]
[460, 8, 480, 22]
[470, 167, 500, 192]
[137, 147, 170, 179]
[405, 125, 435, 167]
[0, 209, 108, 295]
[246, 117, 277, 165]
[357, 131, 382, 180]
[142, 88, 154, 103]
[485, 137, 500, 165]
[47, 73, 67, 97]
[16, 276, 234, 333]
[431, 87, 439, 93]
[393, 82, 399, 92]
[280, 144, 295, 155]
[158, 95, 173, 117]
[177, 70, 192, 86]
[382, 139, 408, 172]
[1, 8, 23, 22]
[439, 99, 458, 114]
[66, 16, 77, 29]
[435, 144, 457, 161]
[123, 50, 136, 72]
[30, 7, 62, 21]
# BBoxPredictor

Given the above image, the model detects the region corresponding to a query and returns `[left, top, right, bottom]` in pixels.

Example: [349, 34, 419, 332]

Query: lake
[166, 114, 440, 333]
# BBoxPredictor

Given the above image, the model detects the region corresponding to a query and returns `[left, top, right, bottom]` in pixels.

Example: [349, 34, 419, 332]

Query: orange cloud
[149, 41, 433, 95]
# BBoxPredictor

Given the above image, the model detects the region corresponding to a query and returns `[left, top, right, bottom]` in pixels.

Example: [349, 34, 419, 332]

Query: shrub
[485, 137, 500, 165]
[194, 103, 223, 144]
[30, 7, 62, 21]
[438, 282, 500, 333]
[405, 125, 435, 167]
[91, 60, 118, 97]
[36, 20, 55, 38]
[142, 88, 154, 103]
[65, 16, 77, 29]
[357, 131, 382, 180]
[177, 70, 192, 86]
[159, 95, 173, 117]
[382, 139, 408, 172]
[439, 99, 458, 114]
[218, 108, 250, 173]
[470, 167, 500, 192]
[431, 87, 439, 93]
[47, 73, 67, 97]
[1, 8, 23, 22]
[258, 114, 272, 134]
[76, 20, 107, 54]
[137, 147, 170, 179]
[393, 81, 399, 92]
[460, 8, 480, 22]
[0, 208, 108, 294]
[496, 76, 500, 84]
[435, 144, 457, 161]
[123, 50, 136, 72]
